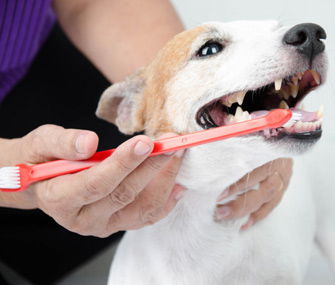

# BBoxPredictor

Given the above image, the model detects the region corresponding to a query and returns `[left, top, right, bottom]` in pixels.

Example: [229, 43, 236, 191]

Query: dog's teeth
[275, 79, 282, 91]
[279, 100, 289, 109]
[317, 104, 324, 118]
[310, 70, 321, 85]
[290, 83, 299, 98]
[225, 91, 247, 107]
[279, 89, 290, 100]
[225, 94, 237, 107]
[224, 100, 233, 108]
[242, 111, 251, 120]
[227, 114, 236, 123]
[236, 91, 247, 105]
[235, 106, 244, 121]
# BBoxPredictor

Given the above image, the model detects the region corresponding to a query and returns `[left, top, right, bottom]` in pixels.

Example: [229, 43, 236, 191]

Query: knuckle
[146, 158, 163, 172]
[109, 182, 137, 206]
[140, 201, 163, 225]
[114, 153, 134, 173]
[162, 165, 179, 179]
[25, 130, 44, 161]
[38, 180, 66, 209]
[83, 174, 108, 198]
[24, 125, 61, 162]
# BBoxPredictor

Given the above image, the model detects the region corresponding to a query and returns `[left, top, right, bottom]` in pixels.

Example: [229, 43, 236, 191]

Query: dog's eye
[197, 41, 224, 57]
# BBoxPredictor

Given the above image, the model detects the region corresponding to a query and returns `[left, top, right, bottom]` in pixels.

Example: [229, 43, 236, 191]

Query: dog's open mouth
[196, 69, 323, 139]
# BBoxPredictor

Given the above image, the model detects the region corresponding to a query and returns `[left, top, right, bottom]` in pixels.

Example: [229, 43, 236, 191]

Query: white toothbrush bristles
[282, 111, 302, 128]
[0, 166, 21, 189]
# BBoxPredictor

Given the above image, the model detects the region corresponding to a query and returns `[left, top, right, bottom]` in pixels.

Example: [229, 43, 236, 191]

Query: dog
[96, 20, 334, 284]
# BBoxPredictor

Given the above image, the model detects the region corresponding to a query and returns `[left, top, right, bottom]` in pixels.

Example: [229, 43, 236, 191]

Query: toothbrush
[0, 109, 300, 192]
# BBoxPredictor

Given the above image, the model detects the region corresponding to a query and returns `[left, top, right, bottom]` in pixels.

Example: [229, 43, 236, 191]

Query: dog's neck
[140, 138, 280, 279]
[154, 137, 280, 234]
[176, 137, 279, 192]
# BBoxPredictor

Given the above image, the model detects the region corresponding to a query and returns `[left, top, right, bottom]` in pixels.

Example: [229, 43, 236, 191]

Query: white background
[3, 1, 334, 284]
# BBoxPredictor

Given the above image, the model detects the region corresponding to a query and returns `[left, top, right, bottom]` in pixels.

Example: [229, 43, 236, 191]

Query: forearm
[53, 0, 184, 82]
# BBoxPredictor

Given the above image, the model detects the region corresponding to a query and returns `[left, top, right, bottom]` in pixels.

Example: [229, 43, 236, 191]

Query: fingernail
[215, 206, 231, 220]
[173, 185, 187, 201]
[217, 189, 230, 202]
[175, 149, 185, 158]
[241, 218, 254, 231]
[75, 134, 89, 154]
[134, 141, 152, 156]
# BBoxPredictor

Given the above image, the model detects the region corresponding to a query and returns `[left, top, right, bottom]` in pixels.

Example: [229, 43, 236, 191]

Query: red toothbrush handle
[29, 109, 292, 182]
[30, 149, 115, 182]
[152, 109, 292, 154]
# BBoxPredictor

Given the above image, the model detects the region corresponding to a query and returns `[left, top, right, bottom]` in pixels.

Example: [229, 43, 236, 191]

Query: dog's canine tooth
[225, 91, 247, 107]
[289, 83, 299, 98]
[310, 70, 321, 85]
[275, 79, 282, 91]
[236, 91, 247, 105]
[317, 104, 324, 118]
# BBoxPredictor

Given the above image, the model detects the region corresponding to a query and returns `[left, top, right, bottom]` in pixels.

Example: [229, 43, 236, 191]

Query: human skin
[0, 0, 292, 236]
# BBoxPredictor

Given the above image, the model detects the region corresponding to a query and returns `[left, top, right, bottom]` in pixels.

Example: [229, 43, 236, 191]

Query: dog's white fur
[97, 21, 334, 284]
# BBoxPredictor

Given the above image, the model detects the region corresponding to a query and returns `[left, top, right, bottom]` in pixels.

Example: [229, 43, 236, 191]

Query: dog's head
[97, 21, 327, 182]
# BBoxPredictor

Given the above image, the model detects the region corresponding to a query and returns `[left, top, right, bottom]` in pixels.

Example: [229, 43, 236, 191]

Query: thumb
[20, 125, 98, 164]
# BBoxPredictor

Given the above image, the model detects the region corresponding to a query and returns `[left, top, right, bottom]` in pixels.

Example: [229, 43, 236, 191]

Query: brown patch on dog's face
[136, 26, 205, 137]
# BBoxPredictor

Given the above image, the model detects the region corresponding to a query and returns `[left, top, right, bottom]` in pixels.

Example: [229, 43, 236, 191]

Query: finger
[218, 163, 272, 201]
[20, 124, 99, 163]
[241, 190, 283, 231]
[80, 133, 182, 211]
[38, 135, 155, 208]
[106, 153, 185, 232]
[217, 157, 291, 201]
[79, 184, 186, 237]
[78, 149, 183, 223]
[216, 172, 283, 220]
[162, 184, 187, 214]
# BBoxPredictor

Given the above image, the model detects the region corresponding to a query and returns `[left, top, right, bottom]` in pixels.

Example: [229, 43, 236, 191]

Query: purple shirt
[0, 0, 55, 102]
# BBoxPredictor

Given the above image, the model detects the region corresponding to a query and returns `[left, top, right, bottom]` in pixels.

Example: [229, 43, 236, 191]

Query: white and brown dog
[96, 21, 334, 285]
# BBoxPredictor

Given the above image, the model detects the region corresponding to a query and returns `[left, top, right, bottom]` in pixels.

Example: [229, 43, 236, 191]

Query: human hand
[1, 125, 185, 237]
[215, 158, 293, 230]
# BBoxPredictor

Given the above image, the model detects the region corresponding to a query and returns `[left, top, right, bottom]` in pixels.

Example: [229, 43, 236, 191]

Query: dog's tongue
[290, 108, 318, 122]
[251, 109, 317, 123]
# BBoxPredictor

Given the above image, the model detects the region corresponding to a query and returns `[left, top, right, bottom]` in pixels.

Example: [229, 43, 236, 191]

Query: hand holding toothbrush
[0, 122, 292, 236]
[0, 125, 186, 237]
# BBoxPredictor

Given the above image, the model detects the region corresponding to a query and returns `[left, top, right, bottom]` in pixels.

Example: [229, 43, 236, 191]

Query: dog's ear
[96, 71, 145, 135]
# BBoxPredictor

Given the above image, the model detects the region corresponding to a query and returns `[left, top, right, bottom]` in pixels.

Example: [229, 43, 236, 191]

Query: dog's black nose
[283, 23, 326, 61]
